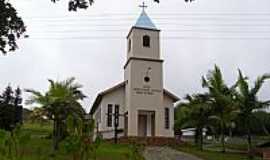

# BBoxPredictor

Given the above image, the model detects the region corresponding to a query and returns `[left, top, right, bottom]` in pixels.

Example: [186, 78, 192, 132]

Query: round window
[144, 76, 150, 83]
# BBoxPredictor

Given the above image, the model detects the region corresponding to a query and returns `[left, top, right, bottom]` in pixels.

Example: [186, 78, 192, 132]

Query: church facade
[90, 9, 179, 139]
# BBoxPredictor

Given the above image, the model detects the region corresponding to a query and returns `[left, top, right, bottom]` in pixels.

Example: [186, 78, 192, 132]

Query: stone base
[106, 136, 182, 146]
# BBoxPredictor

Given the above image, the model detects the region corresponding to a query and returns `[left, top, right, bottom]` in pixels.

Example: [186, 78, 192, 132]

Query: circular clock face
[144, 76, 150, 83]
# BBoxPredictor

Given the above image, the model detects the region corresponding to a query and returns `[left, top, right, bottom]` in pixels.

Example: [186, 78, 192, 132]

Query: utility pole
[107, 105, 127, 144]
[114, 105, 119, 144]
[107, 105, 128, 144]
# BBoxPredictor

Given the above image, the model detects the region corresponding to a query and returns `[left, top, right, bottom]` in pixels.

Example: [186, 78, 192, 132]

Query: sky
[1, 0, 270, 112]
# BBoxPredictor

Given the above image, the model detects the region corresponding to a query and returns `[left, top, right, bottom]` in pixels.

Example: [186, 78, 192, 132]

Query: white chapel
[90, 7, 179, 139]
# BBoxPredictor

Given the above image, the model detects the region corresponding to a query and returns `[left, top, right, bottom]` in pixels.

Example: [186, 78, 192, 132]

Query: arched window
[128, 39, 131, 52]
[143, 35, 150, 47]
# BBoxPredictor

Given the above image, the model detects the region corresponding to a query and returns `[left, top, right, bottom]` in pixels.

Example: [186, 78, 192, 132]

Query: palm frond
[250, 73, 270, 96]
[48, 79, 55, 89]
[202, 76, 208, 88]
[26, 77, 86, 121]
[237, 69, 249, 98]
[213, 65, 224, 90]
[24, 89, 43, 97]
[63, 77, 76, 87]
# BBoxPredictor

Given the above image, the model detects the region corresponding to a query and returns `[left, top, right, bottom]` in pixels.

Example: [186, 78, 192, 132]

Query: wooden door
[138, 115, 147, 137]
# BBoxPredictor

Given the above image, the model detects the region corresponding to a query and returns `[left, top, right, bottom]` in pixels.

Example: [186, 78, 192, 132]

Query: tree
[176, 93, 212, 151]
[14, 87, 22, 107]
[0, 85, 23, 131]
[64, 115, 98, 160]
[0, 0, 26, 55]
[50, 0, 94, 11]
[235, 69, 270, 153]
[202, 65, 237, 152]
[253, 111, 270, 135]
[25, 77, 86, 151]
[1, 85, 14, 104]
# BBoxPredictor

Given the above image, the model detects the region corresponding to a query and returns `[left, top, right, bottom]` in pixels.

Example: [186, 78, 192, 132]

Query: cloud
[2, 0, 270, 112]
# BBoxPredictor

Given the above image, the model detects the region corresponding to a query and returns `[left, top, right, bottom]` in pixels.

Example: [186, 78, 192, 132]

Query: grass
[97, 143, 134, 160]
[206, 143, 248, 151]
[203, 136, 270, 153]
[174, 143, 263, 160]
[1, 123, 267, 160]
[0, 122, 142, 160]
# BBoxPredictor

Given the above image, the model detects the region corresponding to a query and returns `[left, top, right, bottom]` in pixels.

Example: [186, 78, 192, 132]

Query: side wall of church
[161, 94, 175, 137]
[99, 87, 126, 139]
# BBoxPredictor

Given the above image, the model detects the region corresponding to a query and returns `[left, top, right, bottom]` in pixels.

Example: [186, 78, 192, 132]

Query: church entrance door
[138, 114, 147, 137]
[138, 110, 155, 137]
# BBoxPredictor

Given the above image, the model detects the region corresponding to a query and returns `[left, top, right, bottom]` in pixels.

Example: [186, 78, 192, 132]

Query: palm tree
[25, 77, 86, 150]
[235, 70, 270, 153]
[202, 65, 237, 152]
[177, 93, 212, 151]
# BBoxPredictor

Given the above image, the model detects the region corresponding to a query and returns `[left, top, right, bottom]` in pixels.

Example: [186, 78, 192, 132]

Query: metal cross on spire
[139, 2, 147, 11]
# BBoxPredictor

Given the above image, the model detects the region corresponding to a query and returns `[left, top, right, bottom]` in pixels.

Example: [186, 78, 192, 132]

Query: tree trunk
[221, 120, 226, 153]
[56, 120, 61, 150]
[199, 127, 203, 151]
[262, 124, 269, 135]
[247, 129, 252, 152]
[194, 128, 199, 145]
[247, 126, 253, 158]
[229, 126, 233, 138]
[53, 120, 57, 151]
[53, 119, 60, 151]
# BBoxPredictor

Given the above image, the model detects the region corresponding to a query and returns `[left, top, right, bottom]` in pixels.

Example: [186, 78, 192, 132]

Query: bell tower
[124, 3, 165, 137]
[126, 3, 160, 60]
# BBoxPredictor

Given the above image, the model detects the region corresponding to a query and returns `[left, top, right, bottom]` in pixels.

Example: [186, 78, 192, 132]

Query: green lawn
[205, 136, 270, 152]
[1, 123, 266, 160]
[174, 143, 263, 160]
[0, 123, 142, 160]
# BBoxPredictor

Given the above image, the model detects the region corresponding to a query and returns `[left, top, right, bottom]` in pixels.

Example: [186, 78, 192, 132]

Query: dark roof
[90, 81, 180, 115]
[90, 82, 125, 115]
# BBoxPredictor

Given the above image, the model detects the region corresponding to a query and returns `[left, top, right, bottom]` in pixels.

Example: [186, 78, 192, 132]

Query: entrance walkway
[143, 147, 203, 160]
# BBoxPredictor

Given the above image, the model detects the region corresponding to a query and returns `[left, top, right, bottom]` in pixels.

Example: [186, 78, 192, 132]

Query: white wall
[162, 93, 175, 137]
[99, 86, 126, 139]
[127, 28, 160, 60]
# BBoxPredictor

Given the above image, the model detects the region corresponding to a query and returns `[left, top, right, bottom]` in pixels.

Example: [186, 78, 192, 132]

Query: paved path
[143, 147, 203, 160]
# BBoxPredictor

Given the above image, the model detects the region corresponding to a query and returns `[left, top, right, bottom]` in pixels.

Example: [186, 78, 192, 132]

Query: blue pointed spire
[134, 9, 157, 30]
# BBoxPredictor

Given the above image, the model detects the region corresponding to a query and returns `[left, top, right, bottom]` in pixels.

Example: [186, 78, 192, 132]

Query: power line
[24, 17, 270, 23]
[26, 23, 270, 27]
[23, 36, 270, 40]
[25, 16, 270, 20]
[28, 28, 270, 32]
[23, 12, 270, 18]
[28, 29, 270, 34]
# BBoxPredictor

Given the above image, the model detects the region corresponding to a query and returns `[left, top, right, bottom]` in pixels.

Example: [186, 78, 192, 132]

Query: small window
[107, 104, 113, 127]
[143, 35, 150, 47]
[165, 108, 170, 129]
[128, 39, 131, 52]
